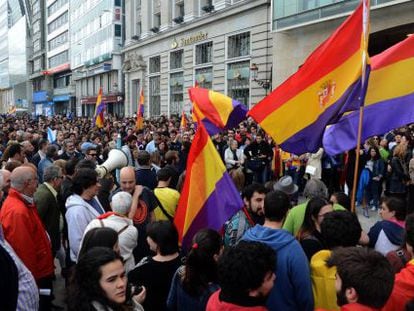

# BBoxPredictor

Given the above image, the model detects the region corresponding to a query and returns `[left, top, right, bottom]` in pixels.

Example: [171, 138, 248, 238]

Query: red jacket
[206, 290, 268, 311]
[0, 188, 54, 281]
[381, 259, 414, 311]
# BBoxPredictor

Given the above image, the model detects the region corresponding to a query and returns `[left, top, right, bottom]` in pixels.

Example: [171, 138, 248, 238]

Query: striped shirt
[0, 225, 39, 310]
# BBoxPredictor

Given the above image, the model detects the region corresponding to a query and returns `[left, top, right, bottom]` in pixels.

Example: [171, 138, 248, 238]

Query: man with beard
[207, 241, 276, 311]
[224, 183, 267, 246]
[243, 191, 313, 311]
[324, 247, 394, 311]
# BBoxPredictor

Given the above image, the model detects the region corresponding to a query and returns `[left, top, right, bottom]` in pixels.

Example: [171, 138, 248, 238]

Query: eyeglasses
[89, 153, 97, 157]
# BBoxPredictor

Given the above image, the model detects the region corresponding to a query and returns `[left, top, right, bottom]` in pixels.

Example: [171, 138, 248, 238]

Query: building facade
[42, 0, 75, 116]
[70, 0, 125, 118]
[29, 0, 51, 115]
[271, 0, 414, 86]
[0, 0, 29, 114]
[122, 0, 272, 117]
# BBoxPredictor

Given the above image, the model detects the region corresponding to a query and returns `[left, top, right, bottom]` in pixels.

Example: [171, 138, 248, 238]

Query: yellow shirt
[154, 187, 180, 221]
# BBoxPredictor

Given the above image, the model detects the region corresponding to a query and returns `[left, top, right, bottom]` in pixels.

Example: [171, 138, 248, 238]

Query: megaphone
[96, 149, 128, 178]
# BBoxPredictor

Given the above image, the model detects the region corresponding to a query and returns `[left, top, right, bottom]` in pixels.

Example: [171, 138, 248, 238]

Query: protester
[0, 166, 54, 310]
[83, 191, 138, 272]
[243, 190, 314, 311]
[78, 227, 120, 259]
[297, 197, 333, 261]
[167, 229, 222, 311]
[128, 221, 182, 311]
[206, 240, 276, 311]
[283, 179, 345, 235]
[34, 165, 64, 256]
[324, 247, 394, 311]
[224, 183, 267, 246]
[67, 247, 145, 311]
[311, 211, 363, 310]
[382, 213, 414, 311]
[153, 167, 180, 221]
[65, 168, 105, 262]
[367, 196, 406, 255]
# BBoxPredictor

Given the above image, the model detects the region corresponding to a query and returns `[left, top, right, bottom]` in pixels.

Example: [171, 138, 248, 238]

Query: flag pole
[351, 0, 370, 213]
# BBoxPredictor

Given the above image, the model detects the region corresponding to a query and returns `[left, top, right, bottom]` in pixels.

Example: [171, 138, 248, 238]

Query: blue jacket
[243, 225, 314, 311]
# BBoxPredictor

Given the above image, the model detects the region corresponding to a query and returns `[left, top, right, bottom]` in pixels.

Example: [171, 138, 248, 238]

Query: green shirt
[283, 201, 346, 235]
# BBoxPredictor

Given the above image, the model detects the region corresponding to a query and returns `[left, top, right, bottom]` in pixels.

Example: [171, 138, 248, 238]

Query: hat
[81, 142, 97, 153]
[273, 176, 298, 195]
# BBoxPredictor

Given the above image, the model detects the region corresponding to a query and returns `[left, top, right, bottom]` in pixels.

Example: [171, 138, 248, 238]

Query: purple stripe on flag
[181, 173, 243, 250]
[226, 101, 248, 130]
[96, 103, 105, 116]
[323, 92, 414, 155]
[280, 72, 368, 155]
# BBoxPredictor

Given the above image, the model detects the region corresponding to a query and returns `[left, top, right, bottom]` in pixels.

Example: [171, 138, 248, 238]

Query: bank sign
[171, 31, 208, 49]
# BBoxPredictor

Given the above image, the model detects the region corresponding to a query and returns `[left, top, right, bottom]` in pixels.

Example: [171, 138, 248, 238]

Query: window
[48, 0, 69, 17]
[33, 58, 42, 73]
[48, 12, 68, 34]
[33, 39, 41, 53]
[170, 72, 183, 115]
[149, 76, 161, 116]
[175, 2, 184, 17]
[195, 67, 213, 89]
[48, 31, 68, 51]
[32, 0, 39, 15]
[33, 20, 40, 34]
[115, 24, 122, 37]
[195, 41, 212, 65]
[170, 50, 183, 70]
[227, 61, 250, 107]
[149, 56, 160, 73]
[153, 13, 160, 28]
[228, 32, 250, 58]
[49, 51, 68, 68]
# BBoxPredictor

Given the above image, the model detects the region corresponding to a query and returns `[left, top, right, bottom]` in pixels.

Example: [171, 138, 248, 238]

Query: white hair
[111, 191, 132, 215]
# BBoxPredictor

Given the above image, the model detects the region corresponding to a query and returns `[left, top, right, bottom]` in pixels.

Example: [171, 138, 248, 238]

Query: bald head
[120, 166, 136, 194]
[11, 166, 38, 196]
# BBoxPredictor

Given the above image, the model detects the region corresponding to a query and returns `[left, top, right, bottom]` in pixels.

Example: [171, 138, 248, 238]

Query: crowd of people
[0, 113, 414, 311]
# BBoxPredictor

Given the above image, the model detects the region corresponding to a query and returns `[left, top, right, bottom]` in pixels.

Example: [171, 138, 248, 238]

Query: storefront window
[169, 72, 183, 115]
[149, 76, 160, 116]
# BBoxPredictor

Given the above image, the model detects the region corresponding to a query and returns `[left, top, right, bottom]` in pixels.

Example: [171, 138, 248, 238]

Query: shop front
[81, 94, 124, 118]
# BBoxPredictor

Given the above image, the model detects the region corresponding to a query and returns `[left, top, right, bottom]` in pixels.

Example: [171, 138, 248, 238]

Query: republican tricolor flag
[136, 88, 144, 130]
[180, 111, 187, 130]
[93, 87, 105, 128]
[174, 120, 243, 249]
[248, 1, 370, 155]
[323, 34, 414, 155]
[189, 87, 248, 136]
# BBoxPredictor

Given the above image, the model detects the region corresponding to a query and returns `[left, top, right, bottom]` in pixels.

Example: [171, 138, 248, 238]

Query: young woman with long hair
[68, 247, 145, 311]
[297, 197, 333, 261]
[167, 229, 222, 310]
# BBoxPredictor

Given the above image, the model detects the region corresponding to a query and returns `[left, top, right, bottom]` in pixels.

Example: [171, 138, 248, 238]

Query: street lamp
[250, 63, 272, 93]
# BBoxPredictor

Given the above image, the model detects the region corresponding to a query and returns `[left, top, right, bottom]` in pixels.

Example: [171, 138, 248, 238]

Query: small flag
[136, 88, 144, 130]
[180, 111, 187, 129]
[93, 87, 105, 128]
[47, 127, 56, 143]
